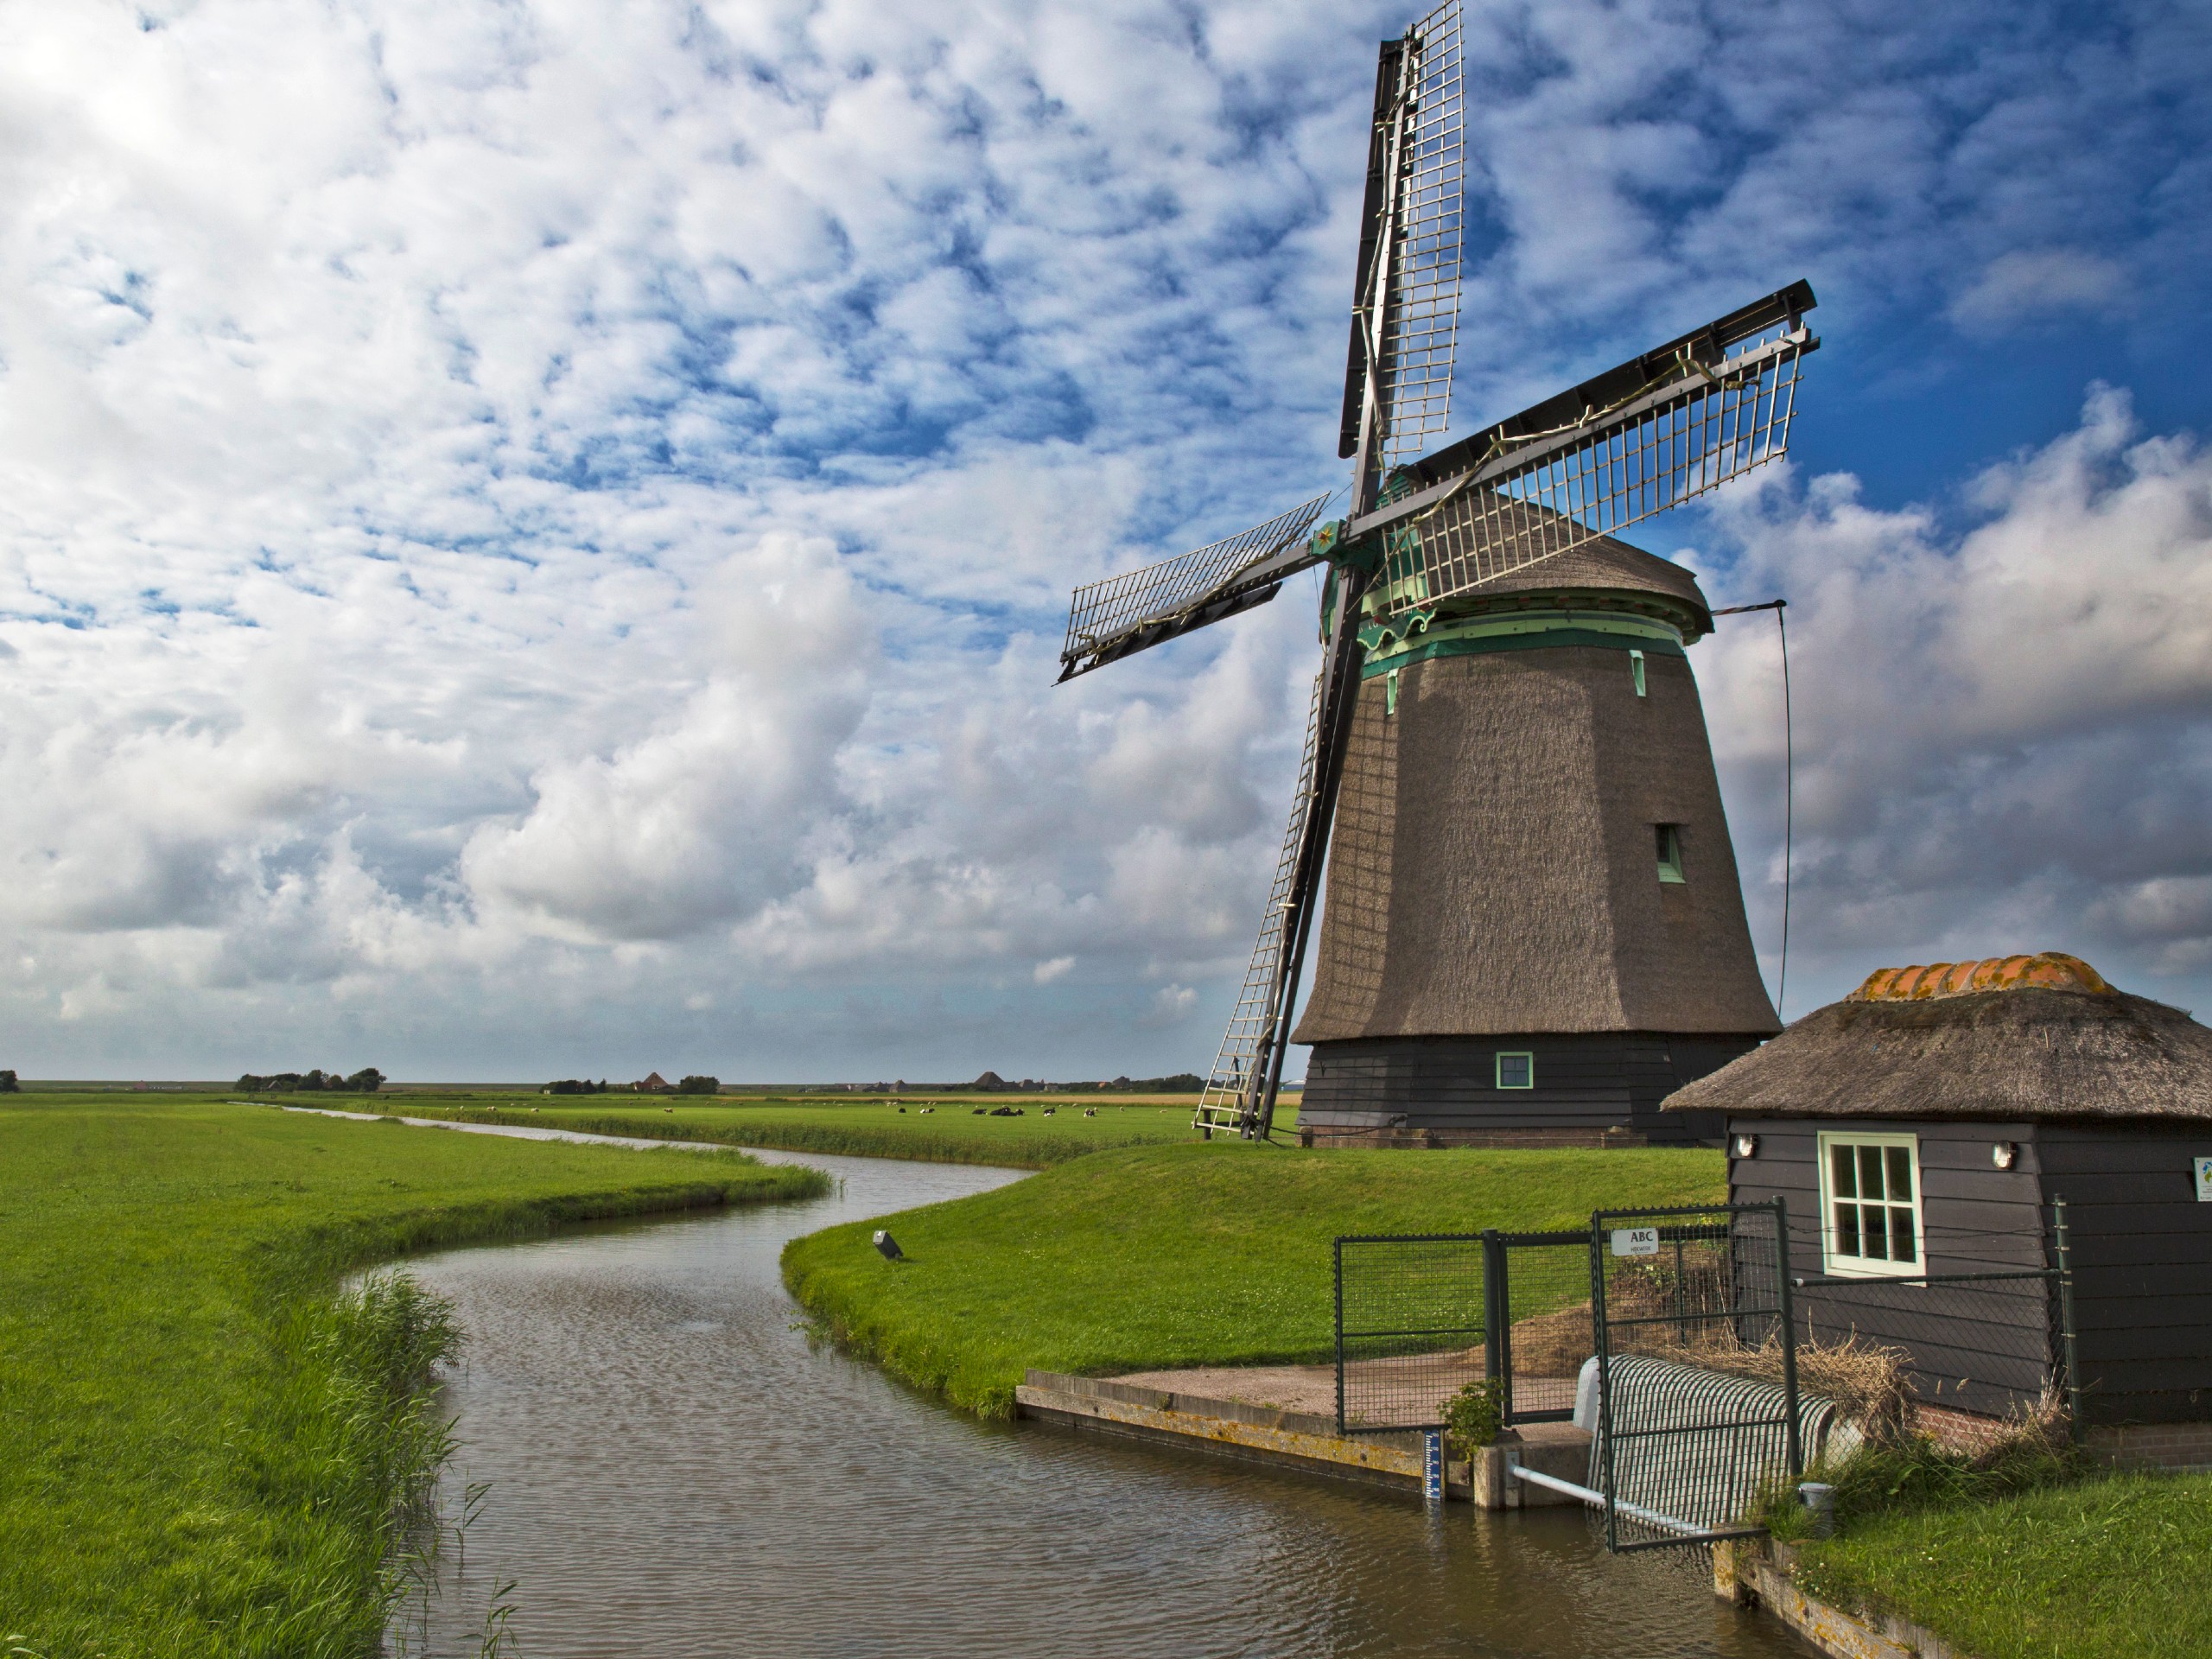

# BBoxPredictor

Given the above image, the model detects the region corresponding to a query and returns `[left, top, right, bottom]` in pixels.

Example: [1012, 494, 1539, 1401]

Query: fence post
[1334, 1237, 1347, 1437]
[1771, 1198, 1802, 1480]
[1589, 1214, 1618, 1553]
[1482, 1228, 1507, 1421]
[2053, 1195, 2083, 1442]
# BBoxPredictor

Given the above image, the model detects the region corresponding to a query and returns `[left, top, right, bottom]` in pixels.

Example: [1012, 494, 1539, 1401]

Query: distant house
[631, 1071, 671, 1092]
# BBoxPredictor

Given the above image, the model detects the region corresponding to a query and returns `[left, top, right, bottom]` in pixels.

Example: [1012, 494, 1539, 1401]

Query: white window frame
[1495, 1051, 1535, 1090]
[1815, 1131, 1927, 1279]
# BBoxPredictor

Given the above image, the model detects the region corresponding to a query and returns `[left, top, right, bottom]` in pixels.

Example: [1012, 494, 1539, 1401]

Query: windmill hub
[1052, 0, 1820, 1147]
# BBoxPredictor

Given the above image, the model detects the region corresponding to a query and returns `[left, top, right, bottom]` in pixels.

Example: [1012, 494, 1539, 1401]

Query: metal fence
[1334, 1202, 2078, 1554]
[1332, 1227, 1595, 1433]
[1589, 1203, 1799, 1552]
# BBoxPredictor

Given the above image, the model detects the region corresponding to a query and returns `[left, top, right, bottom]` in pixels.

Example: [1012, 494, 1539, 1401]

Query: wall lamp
[1732, 1133, 1758, 1159]
[1992, 1142, 2018, 1171]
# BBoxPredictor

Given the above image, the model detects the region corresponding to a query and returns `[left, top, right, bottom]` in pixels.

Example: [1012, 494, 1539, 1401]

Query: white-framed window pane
[1818, 1132, 1925, 1278]
[1885, 1145, 1913, 1202]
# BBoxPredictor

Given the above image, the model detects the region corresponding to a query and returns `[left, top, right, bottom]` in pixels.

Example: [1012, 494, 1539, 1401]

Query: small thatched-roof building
[1667, 953, 2212, 1440]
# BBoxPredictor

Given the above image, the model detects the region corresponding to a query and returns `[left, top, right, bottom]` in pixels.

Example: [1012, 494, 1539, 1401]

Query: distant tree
[675, 1075, 720, 1096]
[545, 1078, 594, 1096]
[344, 1067, 385, 1093]
[0, 1070, 17, 1093]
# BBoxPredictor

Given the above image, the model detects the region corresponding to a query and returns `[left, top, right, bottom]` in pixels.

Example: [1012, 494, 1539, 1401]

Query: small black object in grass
[873, 1230, 905, 1262]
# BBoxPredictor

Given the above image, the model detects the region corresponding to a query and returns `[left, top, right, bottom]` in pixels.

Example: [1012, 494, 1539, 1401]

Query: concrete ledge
[1016, 1370, 1470, 1497]
[1715, 1541, 1984, 1659]
[1474, 1424, 1593, 1509]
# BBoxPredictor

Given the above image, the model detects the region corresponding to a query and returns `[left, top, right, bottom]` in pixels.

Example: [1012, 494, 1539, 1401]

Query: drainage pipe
[1505, 1465, 1710, 1539]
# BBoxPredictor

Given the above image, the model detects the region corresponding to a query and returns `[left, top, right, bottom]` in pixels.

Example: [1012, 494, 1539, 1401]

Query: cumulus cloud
[1695, 387, 2212, 1011]
[0, 0, 2206, 1076]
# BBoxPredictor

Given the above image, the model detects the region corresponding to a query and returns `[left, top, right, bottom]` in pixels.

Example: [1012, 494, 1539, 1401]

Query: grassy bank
[781, 1140, 1725, 1416]
[0, 1095, 825, 1659]
[342, 1091, 1231, 1167]
[1766, 1439, 2211, 1659]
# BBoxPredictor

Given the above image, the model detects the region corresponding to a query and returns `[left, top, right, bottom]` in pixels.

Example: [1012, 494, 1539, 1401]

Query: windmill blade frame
[1351, 283, 1819, 618]
[1057, 494, 1333, 682]
[1341, 0, 1466, 512]
[1193, 561, 1374, 1141]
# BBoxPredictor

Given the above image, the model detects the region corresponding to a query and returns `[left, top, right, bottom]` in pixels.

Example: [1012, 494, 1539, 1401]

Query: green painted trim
[1359, 609, 1686, 679]
[1496, 1051, 1535, 1090]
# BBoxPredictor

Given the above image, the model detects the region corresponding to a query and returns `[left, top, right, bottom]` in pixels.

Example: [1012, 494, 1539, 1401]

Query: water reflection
[391, 1147, 1802, 1657]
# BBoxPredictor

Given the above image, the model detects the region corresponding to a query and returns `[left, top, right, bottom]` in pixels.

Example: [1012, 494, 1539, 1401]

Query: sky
[2, 0, 2209, 1082]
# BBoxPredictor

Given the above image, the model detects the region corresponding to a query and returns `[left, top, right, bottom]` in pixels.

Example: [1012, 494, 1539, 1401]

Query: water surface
[392, 1147, 1806, 1657]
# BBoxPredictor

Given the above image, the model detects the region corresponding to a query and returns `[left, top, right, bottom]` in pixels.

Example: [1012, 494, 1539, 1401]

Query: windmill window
[1818, 1133, 1924, 1277]
[1496, 1052, 1534, 1090]
[1656, 823, 1686, 883]
[1630, 650, 1646, 697]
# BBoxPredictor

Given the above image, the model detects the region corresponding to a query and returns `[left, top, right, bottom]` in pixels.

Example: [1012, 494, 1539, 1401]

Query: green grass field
[329, 1090, 1245, 1167]
[1789, 1470, 2212, 1659]
[0, 1094, 825, 1659]
[780, 1140, 1726, 1416]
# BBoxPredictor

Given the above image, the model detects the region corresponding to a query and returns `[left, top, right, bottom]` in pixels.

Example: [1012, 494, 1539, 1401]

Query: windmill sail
[1341, 0, 1466, 487]
[1356, 283, 1818, 619]
[1058, 494, 1332, 681]
[1194, 669, 1329, 1136]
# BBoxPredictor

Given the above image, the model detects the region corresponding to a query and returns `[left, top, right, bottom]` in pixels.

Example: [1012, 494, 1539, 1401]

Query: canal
[389, 1144, 1807, 1656]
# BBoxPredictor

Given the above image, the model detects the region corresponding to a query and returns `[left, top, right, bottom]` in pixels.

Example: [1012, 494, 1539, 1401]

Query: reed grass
[0, 1094, 824, 1659]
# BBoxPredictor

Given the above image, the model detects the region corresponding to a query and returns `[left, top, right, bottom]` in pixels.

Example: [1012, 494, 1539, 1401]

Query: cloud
[1949, 250, 2127, 331]
[1694, 386, 2212, 1010]
[0, 0, 2206, 1076]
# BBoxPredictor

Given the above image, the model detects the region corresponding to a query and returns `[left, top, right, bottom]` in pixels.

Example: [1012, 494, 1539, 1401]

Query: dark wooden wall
[1726, 1114, 2052, 1420]
[1299, 1032, 1756, 1144]
[2038, 1124, 2212, 1425]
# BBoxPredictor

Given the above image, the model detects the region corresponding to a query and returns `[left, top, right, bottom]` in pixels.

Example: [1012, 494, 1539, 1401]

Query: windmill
[1057, 0, 1818, 1144]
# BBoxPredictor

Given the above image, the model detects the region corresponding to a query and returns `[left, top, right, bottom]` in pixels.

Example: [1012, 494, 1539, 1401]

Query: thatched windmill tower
[1053, 0, 1814, 1144]
[1289, 529, 1779, 1146]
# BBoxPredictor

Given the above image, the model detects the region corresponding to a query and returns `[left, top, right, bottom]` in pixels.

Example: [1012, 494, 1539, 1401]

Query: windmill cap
[1847, 952, 2113, 1002]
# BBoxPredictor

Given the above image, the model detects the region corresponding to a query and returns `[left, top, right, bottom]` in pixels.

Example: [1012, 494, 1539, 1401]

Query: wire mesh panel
[1332, 1228, 1597, 1433]
[1590, 1203, 1801, 1552]
[1334, 1234, 1487, 1432]
[1059, 495, 1330, 675]
[1374, 0, 1464, 463]
[1376, 323, 1811, 619]
[1491, 1233, 1599, 1422]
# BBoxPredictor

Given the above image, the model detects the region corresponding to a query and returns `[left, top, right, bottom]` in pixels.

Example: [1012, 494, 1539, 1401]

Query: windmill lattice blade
[1379, 321, 1811, 616]
[1376, 0, 1465, 466]
[1059, 495, 1331, 678]
[1194, 669, 1327, 1135]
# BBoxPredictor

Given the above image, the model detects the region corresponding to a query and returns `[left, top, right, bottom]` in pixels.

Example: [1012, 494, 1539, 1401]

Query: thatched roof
[1663, 955, 2212, 1122]
[1295, 632, 1778, 1041]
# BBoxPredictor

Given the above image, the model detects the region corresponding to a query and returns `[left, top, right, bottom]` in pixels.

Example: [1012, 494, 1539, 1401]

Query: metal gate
[1335, 1201, 1810, 1552]
[1586, 1202, 1802, 1552]
[1332, 1228, 1591, 1434]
